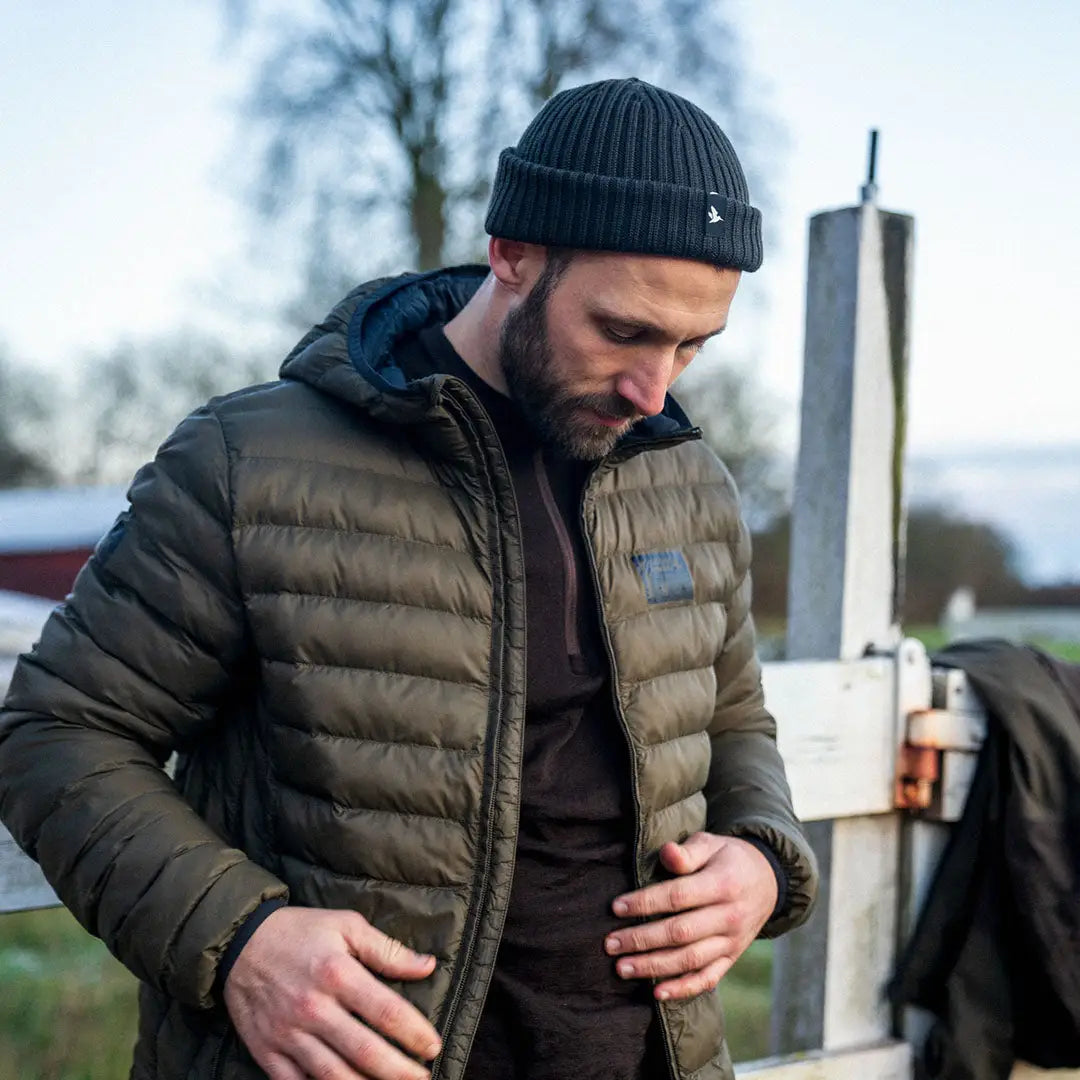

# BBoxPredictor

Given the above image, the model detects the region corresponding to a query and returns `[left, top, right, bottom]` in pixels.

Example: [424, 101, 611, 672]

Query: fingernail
[657, 989, 670, 1001]
[613, 900, 629, 916]
[424, 1040, 442, 1059]
[618, 960, 635, 977]
[605, 936, 621, 954]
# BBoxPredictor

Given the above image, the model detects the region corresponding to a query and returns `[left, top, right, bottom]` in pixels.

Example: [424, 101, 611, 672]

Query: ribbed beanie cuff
[485, 79, 763, 272]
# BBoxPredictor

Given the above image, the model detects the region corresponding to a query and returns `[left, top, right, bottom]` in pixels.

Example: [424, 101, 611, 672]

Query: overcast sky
[2, 1, 1078, 460]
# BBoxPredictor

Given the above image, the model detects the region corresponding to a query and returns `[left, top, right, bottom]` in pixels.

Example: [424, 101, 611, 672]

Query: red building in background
[0, 487, 128, 601]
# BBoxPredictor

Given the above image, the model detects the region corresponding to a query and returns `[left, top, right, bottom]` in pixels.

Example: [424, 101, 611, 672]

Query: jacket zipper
[427, 405, 695, 1078]
[209, 1028, 232, 1080]
[581, 469, 680, 1080]
[430, 393, 519, 1080]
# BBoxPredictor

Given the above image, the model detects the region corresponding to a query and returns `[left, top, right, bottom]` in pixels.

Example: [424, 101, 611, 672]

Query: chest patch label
[631, 549, 695, 606]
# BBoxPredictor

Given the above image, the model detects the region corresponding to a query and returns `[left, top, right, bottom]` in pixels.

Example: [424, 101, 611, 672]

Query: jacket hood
[278, 266, 697, 443]
[278, 266, 488, 425]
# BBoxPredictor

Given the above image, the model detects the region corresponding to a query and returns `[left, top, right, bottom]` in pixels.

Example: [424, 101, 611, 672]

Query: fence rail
[0, 649, 910, 916]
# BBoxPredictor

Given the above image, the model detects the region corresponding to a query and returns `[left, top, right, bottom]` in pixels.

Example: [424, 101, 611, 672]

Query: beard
[498, 265, 641, 461]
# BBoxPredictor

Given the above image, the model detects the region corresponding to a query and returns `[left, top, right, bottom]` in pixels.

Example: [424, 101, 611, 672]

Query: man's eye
[605, 326, 639, 343]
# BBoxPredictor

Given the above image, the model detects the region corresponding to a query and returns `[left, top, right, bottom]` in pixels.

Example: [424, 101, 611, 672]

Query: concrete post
[770, 194, 915, 1055]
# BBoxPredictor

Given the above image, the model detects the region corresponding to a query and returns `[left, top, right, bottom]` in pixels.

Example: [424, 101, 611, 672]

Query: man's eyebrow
[592, 308, 727, 341]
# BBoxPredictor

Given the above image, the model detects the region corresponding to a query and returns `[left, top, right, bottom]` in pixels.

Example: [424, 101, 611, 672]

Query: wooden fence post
[770, 184, 915, 1055]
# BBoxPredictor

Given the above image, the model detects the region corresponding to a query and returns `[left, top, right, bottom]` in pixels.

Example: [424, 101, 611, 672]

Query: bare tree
[224, 0, 786, 514]
[73, 332, 270, 485]
[228, 0, 775, 319]
[747, 505, 1027, 627]
[677, 359, 788, 529]
[903, 504, 1025, 623]
[0, 348, 56, 489]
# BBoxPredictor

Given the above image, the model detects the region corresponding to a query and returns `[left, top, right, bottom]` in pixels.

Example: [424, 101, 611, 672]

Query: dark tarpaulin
[889, 640, 1080, 1079]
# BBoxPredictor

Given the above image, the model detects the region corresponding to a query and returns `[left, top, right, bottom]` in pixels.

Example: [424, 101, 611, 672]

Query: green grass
[0, 907, 138, 1080]
[905, 624, 949, 652]
[762, 619, 1080, 664]
[721, 938, 773, 1061]
[1041, 639, 1080, 662]
[0, 908, 774, 1077]
[906, 623, 1080, 662]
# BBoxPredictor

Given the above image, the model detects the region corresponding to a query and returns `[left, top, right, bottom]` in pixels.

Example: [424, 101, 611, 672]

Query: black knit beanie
[485, 78, 762, 272]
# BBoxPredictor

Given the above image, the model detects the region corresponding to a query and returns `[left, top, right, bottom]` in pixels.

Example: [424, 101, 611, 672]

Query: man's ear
[488, 237, 545, 294]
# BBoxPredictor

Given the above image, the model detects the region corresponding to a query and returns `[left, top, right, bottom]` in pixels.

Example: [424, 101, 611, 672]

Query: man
[0, 78, 816, 1080]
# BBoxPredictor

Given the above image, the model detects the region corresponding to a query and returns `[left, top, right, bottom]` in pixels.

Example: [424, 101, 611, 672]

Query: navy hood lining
[346, 266, 488, 393]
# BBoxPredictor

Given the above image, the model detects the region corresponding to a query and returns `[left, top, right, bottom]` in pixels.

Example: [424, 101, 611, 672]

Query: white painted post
[770, 180, 915, 1059]
[786, 200, 912, 663]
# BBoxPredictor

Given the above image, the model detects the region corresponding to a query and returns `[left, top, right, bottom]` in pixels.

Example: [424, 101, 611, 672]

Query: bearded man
[0, 78, 817, 1080]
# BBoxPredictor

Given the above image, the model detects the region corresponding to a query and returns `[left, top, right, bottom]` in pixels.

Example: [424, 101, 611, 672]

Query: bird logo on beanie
[706, 192, 727, 237]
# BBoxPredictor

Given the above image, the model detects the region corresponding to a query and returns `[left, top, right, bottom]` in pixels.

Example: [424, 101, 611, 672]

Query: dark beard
[498, 264, 639, 461]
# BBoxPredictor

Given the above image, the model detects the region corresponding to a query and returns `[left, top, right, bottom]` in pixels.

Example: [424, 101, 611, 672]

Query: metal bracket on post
[896, 665, 988, 1062]
[895, 668, 987, 822]
[894, 638, 935, 810]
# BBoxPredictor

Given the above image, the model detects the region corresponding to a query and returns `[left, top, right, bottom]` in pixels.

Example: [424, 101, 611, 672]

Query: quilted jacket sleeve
[0, 406, 287, 1007]
[704, 516, 819, 937]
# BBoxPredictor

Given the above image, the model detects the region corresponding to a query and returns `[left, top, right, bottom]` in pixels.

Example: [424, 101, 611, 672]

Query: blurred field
[0, 907, 138, 1080]
[722, 939, 774, 1061]
[907, 624, 1080, 662]
[0, 907, 773, 1079]
[758, 618, 1080, 664]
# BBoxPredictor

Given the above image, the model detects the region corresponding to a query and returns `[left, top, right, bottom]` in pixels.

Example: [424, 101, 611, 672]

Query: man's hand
[605, 833, 778, 1001]
[223, 906, 442, 1080]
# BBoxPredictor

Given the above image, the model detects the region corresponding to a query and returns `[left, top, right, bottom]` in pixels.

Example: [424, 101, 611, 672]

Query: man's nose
[615, 353, 675, 417]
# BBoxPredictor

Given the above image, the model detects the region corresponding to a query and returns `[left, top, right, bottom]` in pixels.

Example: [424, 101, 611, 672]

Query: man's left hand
[605, 832, 778, 1001]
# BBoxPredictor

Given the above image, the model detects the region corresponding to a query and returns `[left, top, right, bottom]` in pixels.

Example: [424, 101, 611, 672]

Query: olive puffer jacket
[0, 268, 817, 1080]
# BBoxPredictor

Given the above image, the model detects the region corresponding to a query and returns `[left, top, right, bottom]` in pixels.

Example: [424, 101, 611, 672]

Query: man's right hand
[223, 906, 443, 1080]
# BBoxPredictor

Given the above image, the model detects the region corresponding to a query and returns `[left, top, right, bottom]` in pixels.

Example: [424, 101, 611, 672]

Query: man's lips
[584, 407, 636, 428]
